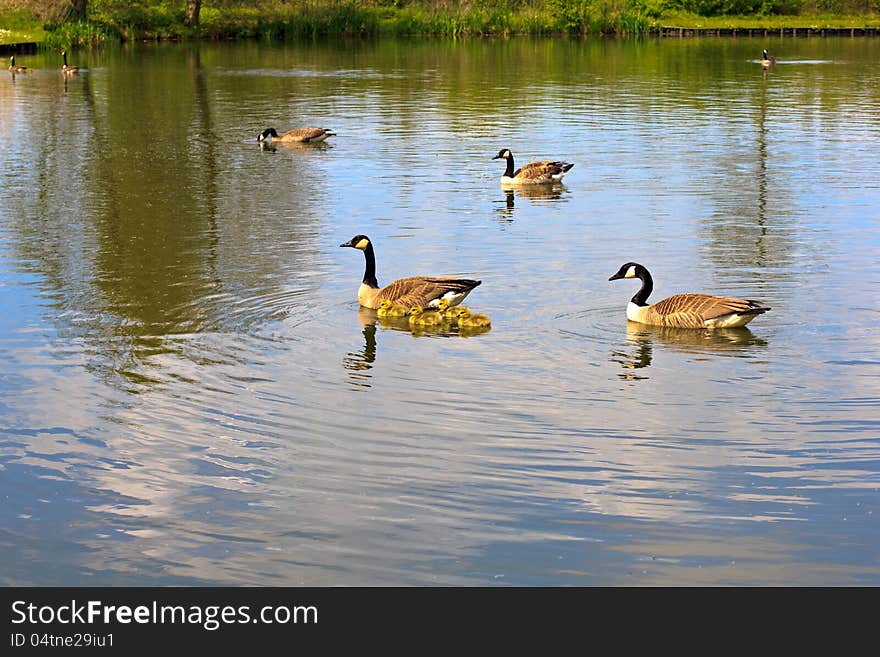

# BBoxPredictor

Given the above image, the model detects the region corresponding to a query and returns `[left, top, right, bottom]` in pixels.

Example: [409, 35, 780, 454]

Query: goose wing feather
[648, 294, 763, 327]
[281, 127, 333, 142]
[377, 277, 480, 308]
[514, 160, 573, 181]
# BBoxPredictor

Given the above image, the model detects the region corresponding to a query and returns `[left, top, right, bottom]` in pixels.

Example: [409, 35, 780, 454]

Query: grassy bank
[1, 1, 878, 48]
[0, 8, 46, 45]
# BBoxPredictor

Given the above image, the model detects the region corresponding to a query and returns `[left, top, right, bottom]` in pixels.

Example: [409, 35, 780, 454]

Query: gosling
[437, 298, 469, 321]
[409, 305, 444, 327]
[377, 300, 410, 318]
[456, 308, 491, 328]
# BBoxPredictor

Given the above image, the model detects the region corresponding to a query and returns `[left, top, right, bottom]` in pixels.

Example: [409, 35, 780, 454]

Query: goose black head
[492, 148, 512, 160]
[340, 234, 371, 250]
[258, 128, 279, 142]
[609, 262, 647, 281]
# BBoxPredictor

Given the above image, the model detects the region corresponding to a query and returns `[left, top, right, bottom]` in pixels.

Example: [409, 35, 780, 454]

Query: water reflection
[697, 53, 801, 281]
[345, 305, 488, 387]
[343, 308, 377, 389]
[756, 76, 768, 233]
[494, 185, 570, 221]
[2, 38, 879, 586]
[457, 325, 492, 338]
[611, 337, 653, 380]
[3, 44, 330, 395]
[511, 184, 569, 203]
[613, 321, 769, 379]
[259, 140, 335, 155]
[494, 190, 516, 222]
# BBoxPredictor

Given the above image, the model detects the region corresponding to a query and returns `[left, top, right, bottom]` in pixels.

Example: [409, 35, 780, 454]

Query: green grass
[0, 10, 47, 45]
[1, 1, 878, 48]
[41, 21, 113, 49]
[660, 10, 880, 28]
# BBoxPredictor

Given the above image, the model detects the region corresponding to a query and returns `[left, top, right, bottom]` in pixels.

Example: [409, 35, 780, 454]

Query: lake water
[1, 36, 878, 586]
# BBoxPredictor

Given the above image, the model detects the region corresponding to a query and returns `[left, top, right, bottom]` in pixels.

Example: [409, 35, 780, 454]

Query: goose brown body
[61, 51, 79, 75]
[633, 293, 767, 329]
[493, 148, 573, 185]
[340, 235, 481, 310]
[609, 262, 770, 329]
[9, 56, 31, 73]
[258, 127, 335, 144]
[761, 49, 777, 68]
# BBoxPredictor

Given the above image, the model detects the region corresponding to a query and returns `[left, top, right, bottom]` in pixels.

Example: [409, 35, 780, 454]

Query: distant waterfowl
[376, 300, 410, 318]
[492, 148, 573, 186]
[258, 127, 335, 145]
[8, 56, 31, 73]
[761, 49, 777, 68]
[456, 308, 492, 328]
[340, 234, 481, 310]
[61, 51, 79, 75]
[409, 306, 444, 327]
[609, 262, 770, 329]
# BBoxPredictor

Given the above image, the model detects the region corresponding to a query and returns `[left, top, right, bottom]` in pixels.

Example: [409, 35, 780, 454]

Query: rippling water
[0, 37, 878, 585]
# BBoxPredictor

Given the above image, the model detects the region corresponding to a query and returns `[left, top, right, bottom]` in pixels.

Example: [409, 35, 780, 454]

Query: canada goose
[492, 148, 573, 186]
[258, 127, 335, 145]
[8, 56, 31, 73]
[61, 51, 79, 75]
[761, 49, 777, 68]
[608, 262, 770, 329]
[437, 298, 469, 320]
[456, 308, 492, 328]
[376, 299, 410, 318]
[339, 234, 481, 310]
[409, 305, 444, 327]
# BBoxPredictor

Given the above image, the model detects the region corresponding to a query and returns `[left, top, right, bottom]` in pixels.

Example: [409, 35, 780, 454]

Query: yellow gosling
[409, 306, 444, 327]
[437, 298, 469, 320]
[457, 308, 492, 328]
[377, 300, 410, 318]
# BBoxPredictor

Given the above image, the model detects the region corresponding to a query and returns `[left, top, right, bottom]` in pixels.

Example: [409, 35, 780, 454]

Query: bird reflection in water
[494, 185, 569, 221]
[261, 139, 333, 153]
[610, 336, 653, 380]
[345, 305, 491, 383]
[457, 324, 491, 338]
[259, 140, 334, 155]
[342, 308, 379, 389]
[345, 306, 470, 390]
[612, 321, 768, 380]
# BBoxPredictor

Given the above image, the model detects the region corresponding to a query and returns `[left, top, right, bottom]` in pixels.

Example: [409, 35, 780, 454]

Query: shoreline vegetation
[1, 1, 878, 49]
